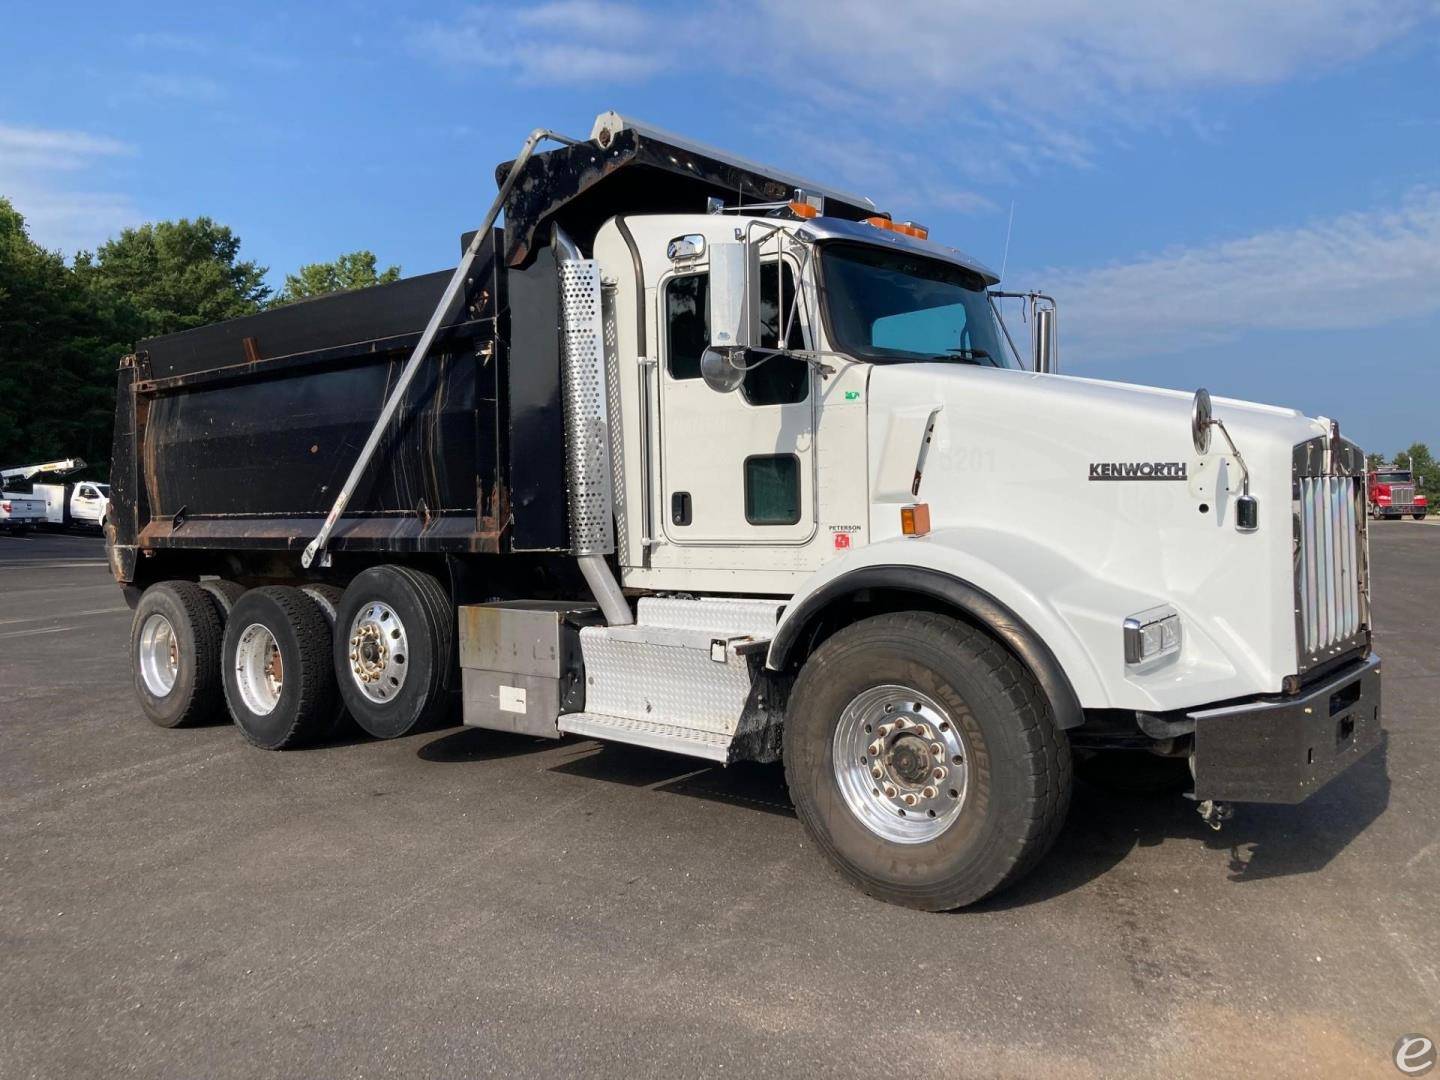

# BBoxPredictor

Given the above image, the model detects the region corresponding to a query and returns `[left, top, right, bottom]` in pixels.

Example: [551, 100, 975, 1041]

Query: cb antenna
[999, 199, 1015, 281]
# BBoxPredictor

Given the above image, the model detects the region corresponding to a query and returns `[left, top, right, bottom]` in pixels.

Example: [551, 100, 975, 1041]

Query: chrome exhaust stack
[553, 224, 633, 626]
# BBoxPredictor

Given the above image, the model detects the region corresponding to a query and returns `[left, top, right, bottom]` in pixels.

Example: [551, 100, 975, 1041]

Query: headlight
[1123, 606, 1182, 666]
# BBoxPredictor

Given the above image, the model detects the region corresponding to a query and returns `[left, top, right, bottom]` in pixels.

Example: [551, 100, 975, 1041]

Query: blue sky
[3, 1, 1438, 454]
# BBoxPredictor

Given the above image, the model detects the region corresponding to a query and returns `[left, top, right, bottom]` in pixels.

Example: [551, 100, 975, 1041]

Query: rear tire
[784, 612, 1072, 911]
[199, 579, 246, 621]
[222, 586, 336, 750]
[299, 584, 355, 737]
[333, 565, 454, 739]
[131, 581, 225, 728]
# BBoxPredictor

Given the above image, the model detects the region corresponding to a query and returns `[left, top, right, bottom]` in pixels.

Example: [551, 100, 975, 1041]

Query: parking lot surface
[1, 526, 1436, 1078]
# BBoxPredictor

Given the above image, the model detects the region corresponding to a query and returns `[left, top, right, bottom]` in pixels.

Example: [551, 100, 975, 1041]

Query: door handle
[671, 491, 692, 526]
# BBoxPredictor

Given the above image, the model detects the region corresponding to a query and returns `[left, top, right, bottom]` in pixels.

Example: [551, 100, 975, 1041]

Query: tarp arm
[301, 127, 584, 569]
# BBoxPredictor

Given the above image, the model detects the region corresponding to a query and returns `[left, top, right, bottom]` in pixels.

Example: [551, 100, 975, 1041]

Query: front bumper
[1190, 653, 1381, 804]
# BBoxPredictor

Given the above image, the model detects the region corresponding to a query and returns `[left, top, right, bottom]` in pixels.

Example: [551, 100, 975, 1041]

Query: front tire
[784, 612, 1072, 911]
[130, 581, 225, 728]
[222, 586, 337, 749]
[1414, 511, 1427, 521]
[333, 566, 454, 739]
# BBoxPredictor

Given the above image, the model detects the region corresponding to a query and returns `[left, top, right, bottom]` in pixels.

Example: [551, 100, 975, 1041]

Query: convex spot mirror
[701, 347, 746, 394]
[1192, 388, 1213, 454]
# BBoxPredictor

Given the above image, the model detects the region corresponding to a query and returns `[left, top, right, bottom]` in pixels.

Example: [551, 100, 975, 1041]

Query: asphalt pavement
[1, 525, 1436, 1079]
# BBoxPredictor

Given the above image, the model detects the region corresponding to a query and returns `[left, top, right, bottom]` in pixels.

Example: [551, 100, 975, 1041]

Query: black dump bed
[106, 119, 878, 584]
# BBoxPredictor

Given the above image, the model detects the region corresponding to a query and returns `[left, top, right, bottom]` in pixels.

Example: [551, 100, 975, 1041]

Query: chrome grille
[1294, 436, 1369, 671]
[1390, 483, 1414, 510]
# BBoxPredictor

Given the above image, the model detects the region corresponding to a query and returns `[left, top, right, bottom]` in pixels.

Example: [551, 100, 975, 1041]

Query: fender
[768, 564, 1087, 730]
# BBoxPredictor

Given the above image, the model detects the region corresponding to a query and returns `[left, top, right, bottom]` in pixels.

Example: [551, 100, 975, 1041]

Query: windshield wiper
[937, 347, 990, 364]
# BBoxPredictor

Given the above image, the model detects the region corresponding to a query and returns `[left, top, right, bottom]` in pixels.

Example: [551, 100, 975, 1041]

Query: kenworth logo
[1088, 461, 1188, 481]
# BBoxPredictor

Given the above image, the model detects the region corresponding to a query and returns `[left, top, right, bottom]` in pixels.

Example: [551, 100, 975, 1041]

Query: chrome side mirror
[700, 347, 746, 394]
[667, 234, 705, 261]
[1034, 306, 1055, 373]
[708, 241, 756, 350]
[1191, 388, 1213, 454]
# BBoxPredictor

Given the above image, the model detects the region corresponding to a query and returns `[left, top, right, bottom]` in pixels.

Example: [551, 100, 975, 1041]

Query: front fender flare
[767, 564, 1086, 730]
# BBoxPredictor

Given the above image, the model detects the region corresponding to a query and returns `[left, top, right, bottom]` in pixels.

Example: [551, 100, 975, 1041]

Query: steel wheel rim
[347, 601, 409, 704]
[832, 684, 971, 844]
[234, 622, 283, 716]
[138, 613, 179, 697]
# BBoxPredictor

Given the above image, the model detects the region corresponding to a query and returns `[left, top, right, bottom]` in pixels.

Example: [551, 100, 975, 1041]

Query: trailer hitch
[300, 126, 583, 570]
[1196, 799, 1233, 831]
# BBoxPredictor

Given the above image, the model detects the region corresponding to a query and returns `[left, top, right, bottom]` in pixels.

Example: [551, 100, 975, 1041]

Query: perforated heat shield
[559, 259, 615, 555]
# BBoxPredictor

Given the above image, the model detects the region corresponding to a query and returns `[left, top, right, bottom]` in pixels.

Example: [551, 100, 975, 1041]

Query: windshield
[819, 242, 1016, 368]
[1374, 472, 1411, 483]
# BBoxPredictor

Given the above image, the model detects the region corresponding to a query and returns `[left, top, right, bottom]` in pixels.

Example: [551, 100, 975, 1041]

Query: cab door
[656, 257, 815, 545]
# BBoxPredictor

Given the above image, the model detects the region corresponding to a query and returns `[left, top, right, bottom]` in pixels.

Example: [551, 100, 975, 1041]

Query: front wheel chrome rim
[832, 684, 971, 844]
[347, 601, 408, 704]
[138, 614, 179, 697]
[234, 623, 284, 715]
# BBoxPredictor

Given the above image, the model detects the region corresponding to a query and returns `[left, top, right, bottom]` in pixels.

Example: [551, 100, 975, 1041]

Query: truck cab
[1367, 466, 1427, 520]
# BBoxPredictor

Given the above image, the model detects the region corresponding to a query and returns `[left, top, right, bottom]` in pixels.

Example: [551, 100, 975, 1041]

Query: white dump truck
[107, 113, 1380, 909]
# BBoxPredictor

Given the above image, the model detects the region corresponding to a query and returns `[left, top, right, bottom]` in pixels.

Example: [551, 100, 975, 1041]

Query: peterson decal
[1088, 461, 1187, 481]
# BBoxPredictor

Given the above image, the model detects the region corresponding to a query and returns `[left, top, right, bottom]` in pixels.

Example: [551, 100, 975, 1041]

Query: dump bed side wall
[111, 231, 512, 577]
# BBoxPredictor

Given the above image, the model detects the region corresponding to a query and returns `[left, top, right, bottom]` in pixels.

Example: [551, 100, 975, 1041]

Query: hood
[862, 363, 1339, 705]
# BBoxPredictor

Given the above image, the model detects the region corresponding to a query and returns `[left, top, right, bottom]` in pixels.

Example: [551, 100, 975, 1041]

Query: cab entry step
[556, 713, 731, 761]
[459, 596, 783, 759]
[566, 596, 783, 760]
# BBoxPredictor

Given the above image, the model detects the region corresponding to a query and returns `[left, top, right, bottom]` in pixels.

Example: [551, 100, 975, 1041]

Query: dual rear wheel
[129, 566, 454, 748]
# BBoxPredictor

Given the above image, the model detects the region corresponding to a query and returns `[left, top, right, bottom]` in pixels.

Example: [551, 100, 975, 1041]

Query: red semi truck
[1367, 465, 1428, 520]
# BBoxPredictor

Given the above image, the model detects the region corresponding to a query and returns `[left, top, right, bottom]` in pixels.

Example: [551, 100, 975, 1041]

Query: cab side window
[665, 273, 709, 381]
[745, 262, 808, 406]
[663, 262, 809, 406]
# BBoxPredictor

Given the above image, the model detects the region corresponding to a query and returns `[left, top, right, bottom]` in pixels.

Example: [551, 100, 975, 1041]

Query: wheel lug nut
[883, 784, 897, 799]
[895, 716, 911, 730]
[871, 765, 884, 780]
[922, 786, 938, 800]
[930, 742, 943, 756]
[867, 740, 883, 757]
[932, 767, 946, 781]
[877, 724, 893, 738]
[903, 792, 918, 806]
[914, 725, 931, 740]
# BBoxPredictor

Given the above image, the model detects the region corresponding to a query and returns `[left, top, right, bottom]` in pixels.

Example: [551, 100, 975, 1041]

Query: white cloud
[406, 1, 1432, 183]
[0, 124, 133, 171]
[409, 2, 667, 83]
[126, 31, 211, 53]
[130, 72, 224, 102]
[759, 0, 1425, 110]
[1040, 188, 1440, 362]
[0, 124, 140, 254]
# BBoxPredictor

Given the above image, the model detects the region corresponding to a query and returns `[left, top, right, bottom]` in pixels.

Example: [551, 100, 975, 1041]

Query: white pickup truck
[0, 491, 47, 535]
[32, 481, 110, 529]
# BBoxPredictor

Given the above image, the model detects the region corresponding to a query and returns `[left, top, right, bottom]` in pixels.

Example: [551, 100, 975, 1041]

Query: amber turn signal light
[900, 503, 931, 537]
[864, 215, 929, 240]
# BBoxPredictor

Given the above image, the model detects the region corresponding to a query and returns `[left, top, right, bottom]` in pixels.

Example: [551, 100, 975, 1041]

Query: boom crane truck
[107, 113, 1381, 909]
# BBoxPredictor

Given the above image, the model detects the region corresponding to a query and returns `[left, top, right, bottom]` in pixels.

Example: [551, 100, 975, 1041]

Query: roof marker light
[864, 216, 929, 240]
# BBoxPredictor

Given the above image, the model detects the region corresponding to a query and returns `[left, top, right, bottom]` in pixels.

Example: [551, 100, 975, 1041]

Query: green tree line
[0, 195, 397, 474]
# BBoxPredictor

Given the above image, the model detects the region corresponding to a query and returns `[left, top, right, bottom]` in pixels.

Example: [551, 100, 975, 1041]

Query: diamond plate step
[635, 596, 785, 637]
[558, 712, 731, 762]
